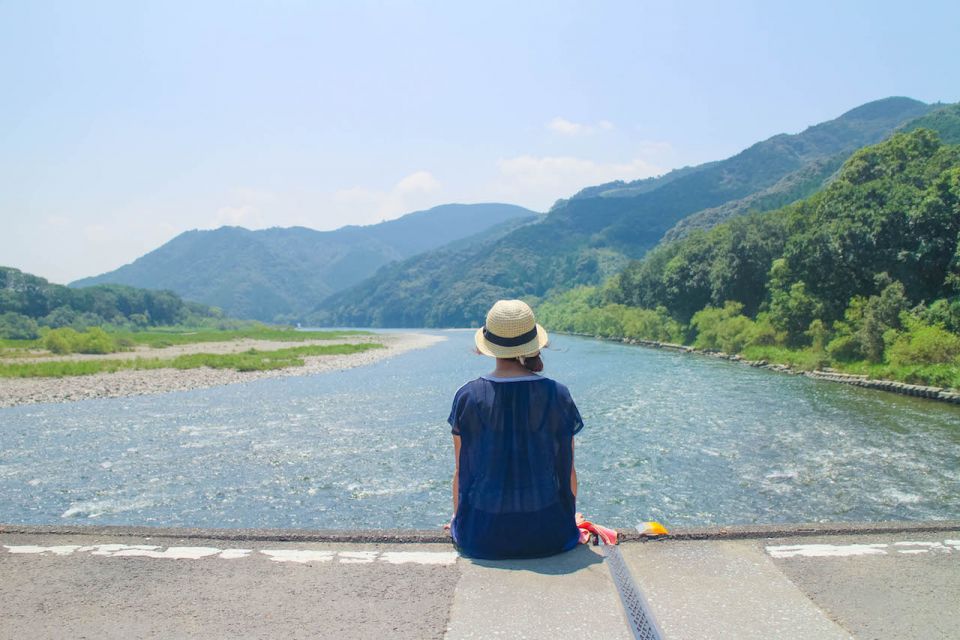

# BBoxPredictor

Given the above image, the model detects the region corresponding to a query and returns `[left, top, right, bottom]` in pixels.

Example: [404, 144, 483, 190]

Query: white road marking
[261, 550, 335, 564]
[3, 545, 81, 556]
[767, 543, 888, 558]
[338, 551, 378, 564]
[82, 544, 157, 556]
[1, 541, 460, 565]
[381, 551, 458, 565]
[893, 541, 950, 554]
[113, 546, 223, 560]
[766, 539, 959, 559]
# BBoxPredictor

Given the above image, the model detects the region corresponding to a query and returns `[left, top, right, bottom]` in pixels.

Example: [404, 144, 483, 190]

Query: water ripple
[1, 330, 959, 529]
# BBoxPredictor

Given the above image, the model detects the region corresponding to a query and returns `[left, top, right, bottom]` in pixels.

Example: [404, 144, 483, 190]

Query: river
[1, 330, 958, 530]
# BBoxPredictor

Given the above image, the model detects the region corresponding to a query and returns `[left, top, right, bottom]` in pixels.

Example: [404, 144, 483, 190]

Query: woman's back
[448, 374, 583, 559]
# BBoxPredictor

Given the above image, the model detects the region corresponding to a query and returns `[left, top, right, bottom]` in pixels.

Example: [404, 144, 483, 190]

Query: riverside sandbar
[0, 333, 445, 408]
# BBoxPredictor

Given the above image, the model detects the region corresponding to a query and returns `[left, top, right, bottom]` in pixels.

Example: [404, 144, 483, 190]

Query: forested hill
[71, 203, 538, 322]
[310, 214, 545, 327]
[539, 128, 960, 386]
[0, 267, 218, 339]
[665, 102, 960, 242]
[319, 97, 937, 327]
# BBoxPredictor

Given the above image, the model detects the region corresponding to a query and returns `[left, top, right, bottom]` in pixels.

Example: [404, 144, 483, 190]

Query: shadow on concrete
[464, 544, 604, 575]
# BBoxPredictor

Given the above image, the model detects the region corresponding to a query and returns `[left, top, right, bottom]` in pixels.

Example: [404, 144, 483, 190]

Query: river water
[1, 330, 959, 530]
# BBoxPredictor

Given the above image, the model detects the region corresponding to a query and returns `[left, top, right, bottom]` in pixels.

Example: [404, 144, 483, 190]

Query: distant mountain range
[317, 97, 951, 327]
[70, 97, 960, 329]
[71, 203, 539, 321]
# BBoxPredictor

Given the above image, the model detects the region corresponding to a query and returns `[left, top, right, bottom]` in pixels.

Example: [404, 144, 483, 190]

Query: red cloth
[576, 519, 618, 545]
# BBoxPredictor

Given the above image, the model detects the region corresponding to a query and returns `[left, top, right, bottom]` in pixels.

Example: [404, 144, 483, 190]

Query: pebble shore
[0, 333, 445, 409]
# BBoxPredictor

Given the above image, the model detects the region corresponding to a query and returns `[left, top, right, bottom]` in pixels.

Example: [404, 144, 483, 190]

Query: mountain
[664, 101, 960, 242]
[71, 203, 539, 322]
[311, 215, 550, 327]
[319, 97, 938, 327]
[542, 127, 960, 357]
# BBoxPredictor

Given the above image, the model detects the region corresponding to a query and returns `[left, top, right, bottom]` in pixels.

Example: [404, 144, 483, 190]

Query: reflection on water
[2, 331, 959, 529]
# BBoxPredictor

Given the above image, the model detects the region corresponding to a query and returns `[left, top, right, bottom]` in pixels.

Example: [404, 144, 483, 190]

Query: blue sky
[2, 0, 958, 283]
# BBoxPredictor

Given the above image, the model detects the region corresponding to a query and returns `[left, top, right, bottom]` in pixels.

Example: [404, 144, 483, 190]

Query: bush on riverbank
[43, 327, 117, 354]
[540, 286, 960, 389]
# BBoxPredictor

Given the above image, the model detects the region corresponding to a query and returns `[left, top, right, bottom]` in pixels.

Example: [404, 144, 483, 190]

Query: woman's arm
[570, 437, 578, 498]
[452, 435, 461, 514]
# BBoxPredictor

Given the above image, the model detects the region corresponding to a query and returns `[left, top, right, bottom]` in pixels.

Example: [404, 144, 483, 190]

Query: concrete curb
[3, 520, 958, 544]
[0, 523, 452, 543]
[618, 519, 960, 541]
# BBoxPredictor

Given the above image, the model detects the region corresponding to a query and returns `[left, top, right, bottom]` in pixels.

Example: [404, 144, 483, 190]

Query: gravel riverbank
[0, 333, 445, 408]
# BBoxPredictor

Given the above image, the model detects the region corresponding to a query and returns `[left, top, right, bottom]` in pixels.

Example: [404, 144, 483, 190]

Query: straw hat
[475, 299, 549, 358]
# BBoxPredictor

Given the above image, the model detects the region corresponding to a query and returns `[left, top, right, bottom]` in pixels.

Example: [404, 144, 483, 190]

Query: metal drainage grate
[602, 542, 665, 640]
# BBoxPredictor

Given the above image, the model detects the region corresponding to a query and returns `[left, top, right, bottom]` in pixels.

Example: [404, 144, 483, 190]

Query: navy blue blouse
[448, 374, 584, 559]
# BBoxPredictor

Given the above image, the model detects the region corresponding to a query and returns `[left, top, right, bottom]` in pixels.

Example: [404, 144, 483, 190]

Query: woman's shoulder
[453, 375, 572, 397]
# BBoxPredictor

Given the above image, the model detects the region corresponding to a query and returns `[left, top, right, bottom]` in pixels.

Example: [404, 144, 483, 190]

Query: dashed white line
[381, 551, 457, 565]
[767, 543, 888, 558]
[3, 544, 81, 556]
[1, 542, 458, 565]
[767, 539, 960, 559]
[260, 549, 335, 564]
[338, 551, 378, 564]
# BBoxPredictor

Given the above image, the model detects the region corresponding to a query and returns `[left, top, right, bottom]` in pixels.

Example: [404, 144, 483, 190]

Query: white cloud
[211, 204, 265, 228]
[206, 187, 276, 229]
[490, 154, 663, 209]
[333, 170, 444, 225]
[547, 117, 615, 136]
[395, 170, 441, 194]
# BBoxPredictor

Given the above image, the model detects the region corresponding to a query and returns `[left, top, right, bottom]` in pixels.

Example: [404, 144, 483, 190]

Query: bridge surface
[1, 522, 958, 639]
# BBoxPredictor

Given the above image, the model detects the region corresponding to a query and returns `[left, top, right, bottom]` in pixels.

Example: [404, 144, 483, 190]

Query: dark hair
[518, 353, 543, 372]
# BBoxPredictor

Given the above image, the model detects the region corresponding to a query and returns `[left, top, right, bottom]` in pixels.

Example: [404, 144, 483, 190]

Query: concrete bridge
[2, 521, 958, 639]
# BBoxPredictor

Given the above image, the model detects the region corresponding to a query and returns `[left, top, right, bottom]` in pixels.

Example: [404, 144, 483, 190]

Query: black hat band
[482, 325, 539, 347]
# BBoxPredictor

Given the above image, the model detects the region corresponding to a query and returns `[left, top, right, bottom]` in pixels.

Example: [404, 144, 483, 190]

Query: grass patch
[0, 337, 42, 349]
[739, 345, 828, 371]
[0, 326, 369, 355]
[0, 343, 383, 378]
[111, 327, 369, 349]
[836, 361, 960, 389]
[740, 345, 960, 389]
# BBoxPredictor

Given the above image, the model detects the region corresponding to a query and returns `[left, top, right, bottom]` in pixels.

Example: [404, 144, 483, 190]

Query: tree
[768, 278, 824, 347]
[0, 312, 40, 339]
[857, 277, 908, 362]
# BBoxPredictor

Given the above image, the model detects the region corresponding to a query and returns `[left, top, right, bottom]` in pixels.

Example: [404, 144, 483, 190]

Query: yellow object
[638, 521, 669, 536]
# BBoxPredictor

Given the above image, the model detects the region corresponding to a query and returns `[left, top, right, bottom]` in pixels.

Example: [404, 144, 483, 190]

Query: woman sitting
[447, 299, 583, 559]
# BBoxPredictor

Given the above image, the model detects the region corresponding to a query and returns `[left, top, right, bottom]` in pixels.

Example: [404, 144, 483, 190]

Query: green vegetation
[43, 327, 116, 354]
[539, 129, 960, 390]
[902, 102, 960, 144]
[320, 97, 941, 327]
[1, 325, 366, 357]
[0, 343, 382, 378]
[106, 327, 365, 349]
[0, 266, 223, 338]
